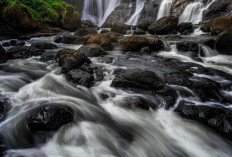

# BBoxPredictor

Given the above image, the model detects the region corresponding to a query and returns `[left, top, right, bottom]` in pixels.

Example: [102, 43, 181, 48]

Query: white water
[156, 0, 173, 20]
[126, 0, 146, 26]
[82, 0, 120, 26]
[179, 0, 215, 24]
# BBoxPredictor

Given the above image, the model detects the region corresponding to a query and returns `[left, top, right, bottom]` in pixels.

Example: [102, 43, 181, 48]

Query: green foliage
[1, 0, 79, 25]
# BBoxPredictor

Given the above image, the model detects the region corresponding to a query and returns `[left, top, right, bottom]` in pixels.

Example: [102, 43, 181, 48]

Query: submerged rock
[31, 42, 58, 50]
[27, 104, 73, 131]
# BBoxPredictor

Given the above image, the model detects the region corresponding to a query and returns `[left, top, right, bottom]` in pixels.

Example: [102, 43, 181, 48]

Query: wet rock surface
[27, 104, 73, 132]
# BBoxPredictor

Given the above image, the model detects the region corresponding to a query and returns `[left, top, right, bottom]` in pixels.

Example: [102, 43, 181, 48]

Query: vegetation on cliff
[0, 0, 81, 32]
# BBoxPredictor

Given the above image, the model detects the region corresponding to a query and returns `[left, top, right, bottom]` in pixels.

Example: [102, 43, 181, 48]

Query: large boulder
[176, 41, 200, 53]
[208, 16, 232, 34]
[31, 42, 58, 50]
[87, 34, 113, 50]
[0, 45, 7, 64]
[77, 44, 107, 57]
[177, 22, 194, 34]
[120, 35, 164, 52]
[57, 48, 91, 73]
[27, 104, 73, 132]
[66, 69, 94, 87]
[6, 46, 44, 60]
[148, 16, 179, 35]
[111, 69, 165, 90]
[216, 28, 232, 55]
[175, 101, 232, 140]
[62, 6, 81, 31]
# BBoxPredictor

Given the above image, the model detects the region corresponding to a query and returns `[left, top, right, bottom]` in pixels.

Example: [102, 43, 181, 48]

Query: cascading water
[179, 0, 215, 24]
[156, 0, 173, 20]
[126, 0, 146, 26]
[82, 0, 120, 26]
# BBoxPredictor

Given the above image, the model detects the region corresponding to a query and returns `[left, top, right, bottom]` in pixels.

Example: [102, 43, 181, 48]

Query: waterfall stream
[156, 0, 173, 20]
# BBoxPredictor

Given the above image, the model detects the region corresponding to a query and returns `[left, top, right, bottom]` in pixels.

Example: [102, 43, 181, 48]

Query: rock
[16, 41, 25, 46]
[2, 42, 10, 47]
[148, 16, 179, 35]
[40, 51, 58, 62]
[138, 22, 152, 31]
[216, 28, 232, 55]
[177, 22, 194, 34]
[209, 16, 232, 34]
[87, 34, 113, 50]
[111, 69, 165, 90]
[54, 36, 62, 43]
[9, 40, 17, 46]
[175, 101, 232, 140]
[133, 29, 146, 35]
[66, 69, 94, 87]
[176, 41, 200, 53]
[57, 48, 91, 73]
[200, 24, 210, 33]
[120, 35, 164, 52]
[31, 42, 58, 50]
[6, 46, 44, 60]
[0, 45, 7, 63]
[117, 96, 157, 110]
[74, 34, 92, 44]
[62, 6, 81, 31]
[200, 39, 215, 50]
[0, 94, 11, 122]
[111, 23, 131, 34]
[60, 36, 78, 44]
[27, 104, 73, 132]
[77, 44, 107, 57]
[120, 36, 148, 51]
[81, 20, 97, 28]
[0, 135, 6, 157]
[18, 36, 31, 41]
[74, 28, 97, 36]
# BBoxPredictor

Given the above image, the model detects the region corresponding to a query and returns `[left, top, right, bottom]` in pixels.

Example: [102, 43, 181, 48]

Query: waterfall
[82, 0, 120, 26]
[126, 0, 146, 26]
[156, 0, 173, 20]
[179, 0, 215, 24]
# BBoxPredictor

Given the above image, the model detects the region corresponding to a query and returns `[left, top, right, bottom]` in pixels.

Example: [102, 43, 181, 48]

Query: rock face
[27, 104, 73, 132]
[216, 28, 232, 55]
[111, 69, 165, 90]
[31, 42, 58, 50]
[77, 44, 107, 57]
[120, 35, 164, 52]
[148, 16, 179, 35]
[175, 101, 232, 140]
[203, 0, 232, 21]
[57, 48, 91, 73]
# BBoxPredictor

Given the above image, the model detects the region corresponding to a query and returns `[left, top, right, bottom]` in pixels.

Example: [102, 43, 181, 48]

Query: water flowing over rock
[156, 0, 173, 20]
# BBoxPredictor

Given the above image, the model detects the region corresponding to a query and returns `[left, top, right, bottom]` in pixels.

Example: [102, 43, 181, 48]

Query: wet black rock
[199, 39, 215, 50]
[177, 22, 194, 35]
[216, 28, 232, 55]
[66, 69, 94, 87]
[2, 42, 10, 47]
[27, 104, 73, 132]
[138, 22, 152, 31]
[176, 41, 200, 53]
[9, 40, 17, 46]
[59, 36, 78, 44]
[0, 94, 11, 122]
[6, 46, 44, 60]
[0, 45, 7, 63]
[31, 42, 58, 50]
[111, 69, 165, 90]
[175, 101, 232, 140]
[57, 48, 91, 73]
[200, 24, 210, 33]
[40, 51, 58, 62]
[133, 29, 146, 35]
[54, 36, 62, 43]
[77, 44, 107, 57]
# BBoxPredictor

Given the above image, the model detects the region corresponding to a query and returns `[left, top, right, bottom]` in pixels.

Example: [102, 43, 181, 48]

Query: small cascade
[126, 0, 146, 26]
[179, 0, 215, 24]
[156, 0, 173, 20]
[82, 0, 120, 26]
